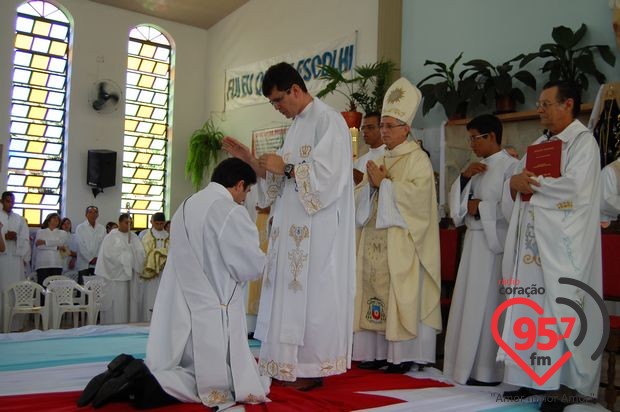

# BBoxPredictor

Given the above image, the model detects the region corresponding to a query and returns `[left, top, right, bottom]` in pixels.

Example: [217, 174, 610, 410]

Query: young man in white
[444, 114, 517, 385]
[95, 213, 145, 324]
[137, 212, 168, 322]
[79, 158, 269, 409]
[353, 111, 385, 185]
[75, 205, 106, 282]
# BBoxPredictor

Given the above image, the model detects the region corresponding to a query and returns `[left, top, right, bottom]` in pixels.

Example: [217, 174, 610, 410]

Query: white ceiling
[88, 0, 249, 30]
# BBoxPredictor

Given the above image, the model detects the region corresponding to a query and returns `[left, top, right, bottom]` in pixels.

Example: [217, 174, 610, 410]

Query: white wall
[402, 0, 620, 128]
[204, 0, 379, 147]
[0, 0, 208, 226]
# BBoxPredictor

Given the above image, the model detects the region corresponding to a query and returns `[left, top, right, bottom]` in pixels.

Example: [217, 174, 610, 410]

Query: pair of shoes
[466, 378, 502, 387]
[298, 378, 323, 392]
[358, 360, 389, 370]
[502, 387, 545, 400]
[91, 359, 149, 408]
[385, 361, 413, 374]
[77, 353, 135, 407]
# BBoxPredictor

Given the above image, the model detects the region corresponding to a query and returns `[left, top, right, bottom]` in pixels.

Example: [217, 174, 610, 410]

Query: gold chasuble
[354, 140, 442, 341]
[141, 230, 169, 280]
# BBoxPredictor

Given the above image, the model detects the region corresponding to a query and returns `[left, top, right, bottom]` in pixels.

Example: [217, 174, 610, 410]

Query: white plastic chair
[46, 279, 89, 329]
[42, 275, 71, 288]
[83, 277, 105, 325]
[3, 280, 49, 332]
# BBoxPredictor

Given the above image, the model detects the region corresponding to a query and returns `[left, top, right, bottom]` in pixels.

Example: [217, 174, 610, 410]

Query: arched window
[8, 0, 70, 226]
[122, 26, 172, 230]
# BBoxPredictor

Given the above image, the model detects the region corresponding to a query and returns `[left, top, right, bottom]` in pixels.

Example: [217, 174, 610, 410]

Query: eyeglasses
[379, 123, 407, 130]
[535, 101, 562, 110]
[469, 133, 488, 142]
[360, 124, 378, 131]
[268, 88, 292, 106]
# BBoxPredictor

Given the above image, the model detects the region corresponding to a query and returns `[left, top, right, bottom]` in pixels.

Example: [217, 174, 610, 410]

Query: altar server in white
[0, 191, 30, 331]
[223, 62, 356, 391]
[499, 81, 602, 406]
[146, 158, 269, 408]
[95, 213, 145, 324]
[444, 114, 517, 385]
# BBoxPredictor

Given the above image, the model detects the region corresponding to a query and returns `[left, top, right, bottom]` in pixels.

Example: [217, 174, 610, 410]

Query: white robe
[34, 228, 68, 270]
[0, 210, 30, 331]
[254, 98, 356, 380]
[354, 145, 386, 173]
[146, 182, 269, 409]
[444, 150, 517, 384]
[95, 229, 145, 324]
[499, 120, 603, 397]
[601, 159, 620, 223]
[75, 221, 106, 271]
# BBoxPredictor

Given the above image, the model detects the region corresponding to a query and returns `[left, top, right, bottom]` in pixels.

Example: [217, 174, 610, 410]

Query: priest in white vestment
[0, 191, 30, 331]
[75, 206, 106, 282]
[353, 78, 442, 373]
[499, 82, 603, 404]
[95, 214, 145, 325]
[222, 62, 356, 390]
[354, 111, 385, 185]
[146, 158, 270, 408]
[601, 158, 620, 224]
[444, 115, 517, 385]
[138, 212, 168, 322]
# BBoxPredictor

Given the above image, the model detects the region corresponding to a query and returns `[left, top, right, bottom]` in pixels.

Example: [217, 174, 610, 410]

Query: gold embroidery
[243, 393, 267, 403]
[206, 390, 231, 405]
[300, 145, 312, 158]
[282, 152, 291, 163]
[523, 254, 542, 266]
[319, 356, 348, 376]
[295, 163, 310, 179]
[557, 201, 573, 210]
[289, 225, 309, 247]
[287, 225, 309, 291]
[259, 359, 296, 381]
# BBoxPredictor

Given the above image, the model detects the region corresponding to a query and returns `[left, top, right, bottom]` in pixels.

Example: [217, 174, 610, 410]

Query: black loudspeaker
[87, 150, 116, 188]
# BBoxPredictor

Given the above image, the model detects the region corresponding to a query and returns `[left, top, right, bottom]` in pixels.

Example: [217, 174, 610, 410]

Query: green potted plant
[460, 58, 537, 113]
[417, 52, 475, 119]
[185, 118, 224, 190]
[515, 23, 616, 93]
[316, 60, 395, 127]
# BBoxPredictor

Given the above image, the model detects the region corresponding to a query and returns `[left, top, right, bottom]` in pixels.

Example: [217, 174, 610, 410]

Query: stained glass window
[123, 26, 171, 229]
[8, 1, 70, 226]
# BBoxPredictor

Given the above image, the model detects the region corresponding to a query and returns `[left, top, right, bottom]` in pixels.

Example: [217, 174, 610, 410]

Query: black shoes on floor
[358, 360, 419, 374]
[77, 353, 148, 409]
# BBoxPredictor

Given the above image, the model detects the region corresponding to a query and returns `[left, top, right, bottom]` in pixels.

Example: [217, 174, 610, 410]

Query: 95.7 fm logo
[491, 277, 608, 386]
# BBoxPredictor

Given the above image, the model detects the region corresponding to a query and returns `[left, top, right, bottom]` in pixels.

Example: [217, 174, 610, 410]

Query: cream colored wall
[204, 0, 379, 149]
[0, 0, 379, 226]
[0, 0, 207, 226]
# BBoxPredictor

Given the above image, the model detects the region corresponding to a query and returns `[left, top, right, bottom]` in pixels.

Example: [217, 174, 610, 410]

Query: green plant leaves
[185, 118, 224, 190]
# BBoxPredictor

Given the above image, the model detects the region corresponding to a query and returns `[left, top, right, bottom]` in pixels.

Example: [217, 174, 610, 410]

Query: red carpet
[0, 364, 450, 411]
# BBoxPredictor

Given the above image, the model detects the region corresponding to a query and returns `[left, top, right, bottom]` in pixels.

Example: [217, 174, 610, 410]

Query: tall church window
[122, 26, 172, 229]
[8, 1, 70, 226]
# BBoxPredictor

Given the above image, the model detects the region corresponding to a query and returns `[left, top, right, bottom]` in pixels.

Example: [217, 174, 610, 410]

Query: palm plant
[316, 60, 395, 113]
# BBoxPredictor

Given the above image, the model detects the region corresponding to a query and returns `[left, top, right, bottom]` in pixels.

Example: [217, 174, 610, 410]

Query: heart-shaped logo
[491, 297, 572, 386]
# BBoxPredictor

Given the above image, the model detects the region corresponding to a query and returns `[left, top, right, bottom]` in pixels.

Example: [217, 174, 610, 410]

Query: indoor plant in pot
[185, 118, 224, 190]
[417, 52, 475, 119]
[460, 58, 537, 114]
[515, 23, 616, 94]
[316, 60, 395, 127]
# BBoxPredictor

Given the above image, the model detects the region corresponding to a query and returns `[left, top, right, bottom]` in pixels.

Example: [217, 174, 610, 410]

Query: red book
[521, 139, 562, 201]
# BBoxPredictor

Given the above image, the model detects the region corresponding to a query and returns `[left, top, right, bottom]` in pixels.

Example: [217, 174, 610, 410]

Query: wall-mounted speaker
[87, 150, 116, 189]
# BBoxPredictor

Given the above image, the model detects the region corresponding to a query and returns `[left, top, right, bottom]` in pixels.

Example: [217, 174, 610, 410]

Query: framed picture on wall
[251, 126, 288, 157]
